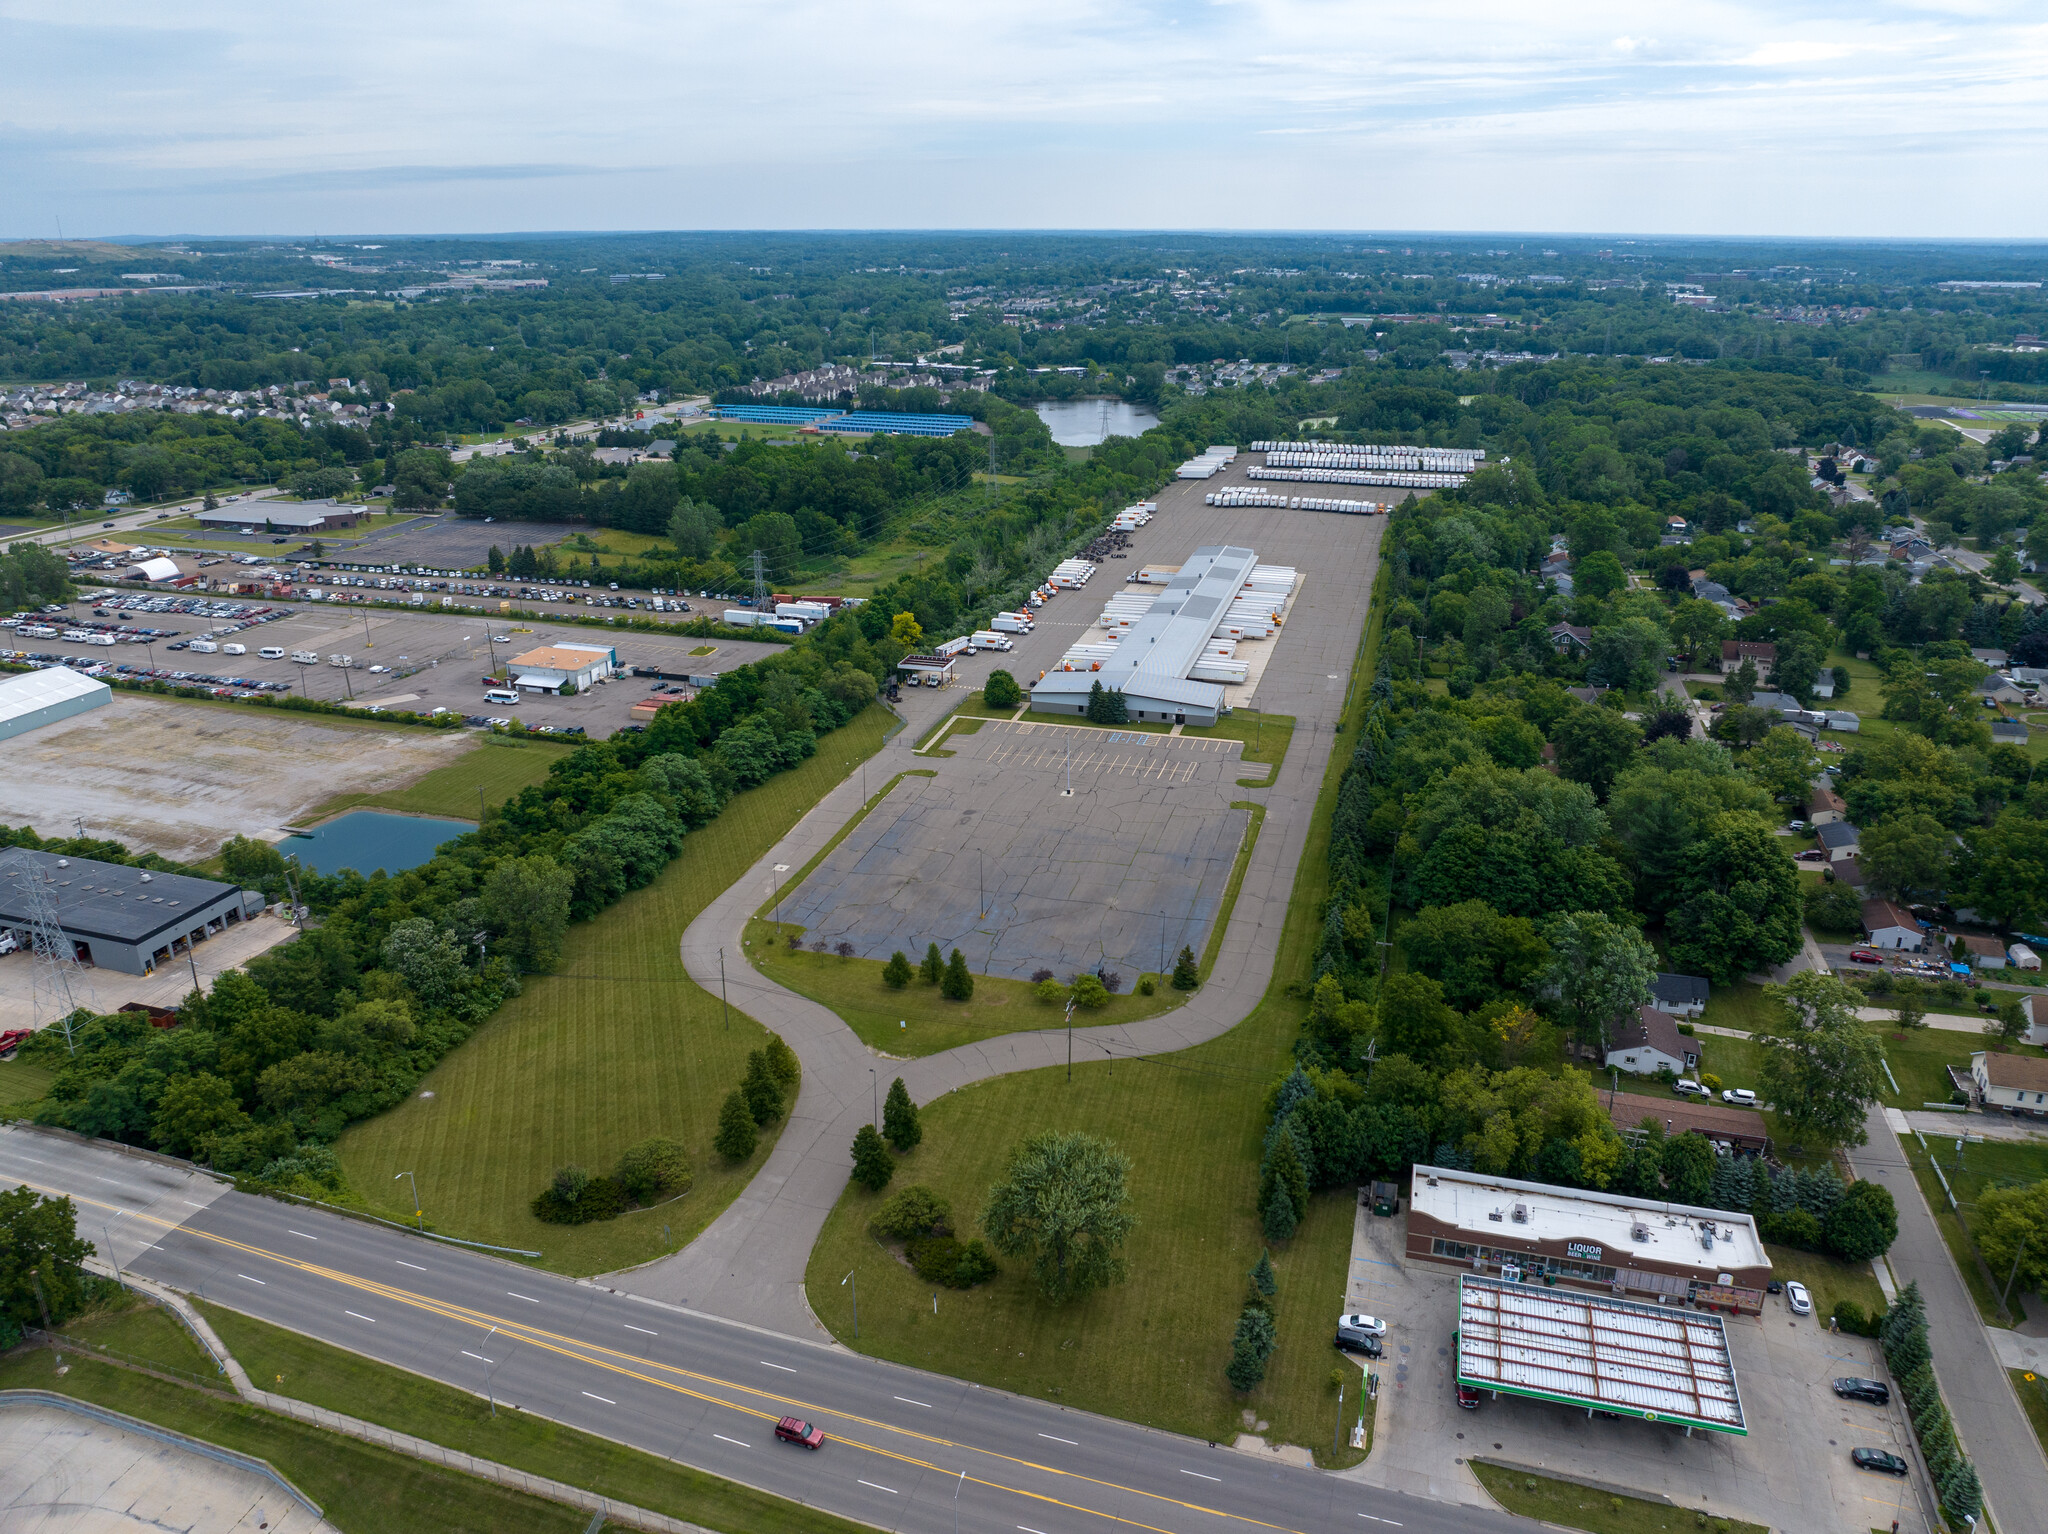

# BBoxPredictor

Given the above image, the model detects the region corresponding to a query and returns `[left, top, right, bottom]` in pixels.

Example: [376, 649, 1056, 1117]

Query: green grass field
[1763, 1243, 1887, 1324]
[0, 1346, 583, 1534]
[198, 1301, 876, 1534]
[2013, 1369, 2048, 1465]
[1896, 1132, 2029, 1327]
[1471, 1463, 1765, 1534]
[0, 1058, 55, 1115]
[800, 580, 1384, 1465]
[748, 916, 1185, 1055]
[333, 705, 898, 1273]
[306, 735, 575, 823]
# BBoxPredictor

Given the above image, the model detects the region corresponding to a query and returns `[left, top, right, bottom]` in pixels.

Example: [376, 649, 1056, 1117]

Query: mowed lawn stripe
[337, 706, 896, 1274]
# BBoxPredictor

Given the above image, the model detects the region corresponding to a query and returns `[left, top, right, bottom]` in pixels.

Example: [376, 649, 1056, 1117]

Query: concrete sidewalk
[1850, 1102, 2048, 1529]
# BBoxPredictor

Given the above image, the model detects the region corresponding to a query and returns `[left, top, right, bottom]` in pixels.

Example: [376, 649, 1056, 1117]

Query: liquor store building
[1406, 1165, 1772, 1315]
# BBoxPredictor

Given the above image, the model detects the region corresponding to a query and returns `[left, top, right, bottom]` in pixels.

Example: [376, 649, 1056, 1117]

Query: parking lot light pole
[395, 1170, 422, 1230]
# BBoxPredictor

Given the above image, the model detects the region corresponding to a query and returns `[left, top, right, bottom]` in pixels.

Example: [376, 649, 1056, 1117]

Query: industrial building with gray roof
[0, 847, 267, 978]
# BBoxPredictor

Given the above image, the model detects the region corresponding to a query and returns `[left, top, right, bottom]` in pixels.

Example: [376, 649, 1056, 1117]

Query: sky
[6, 0, 2047, 240]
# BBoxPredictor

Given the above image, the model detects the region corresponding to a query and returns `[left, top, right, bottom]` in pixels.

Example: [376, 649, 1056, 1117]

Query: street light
[395, 1170, 422, 1230]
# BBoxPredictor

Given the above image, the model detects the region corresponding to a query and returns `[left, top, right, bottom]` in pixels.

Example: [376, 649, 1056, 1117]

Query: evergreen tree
[883, 951, 913, 989]
[741, 1048, 783, 1125]
[1259, 1177, 1299, 1242]
[1086, 678, 1109, 723]
[1172, 944, 1200, 991]
[1941, 1460, 1983, 1524]
[920, 942, 944, 984]
[713, 1090, 757, 1161]
[1769, 1164, 1802, 1214]
[1803, 1164, 1845, 1218]
[1250, 1249, 1276, 1299]
[763, 1032, 800, 1088]
[882, 1077, 921, 1152]
[1271, 1065, 1315, 1125]
[1225, 1305, 1276, 1391]
[1709, 1152, 1744, 1210]
[850, 1124, 894, 1191]
[941, 947, 975, 1000]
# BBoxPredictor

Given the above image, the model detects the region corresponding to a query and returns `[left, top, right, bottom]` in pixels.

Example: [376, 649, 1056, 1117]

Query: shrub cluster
[866, 1184, 998, 1290]
[1226, 1251, 1280, 1392]
[1882, 1283, 1982, 1526]
[531, 1135, 693, 1225]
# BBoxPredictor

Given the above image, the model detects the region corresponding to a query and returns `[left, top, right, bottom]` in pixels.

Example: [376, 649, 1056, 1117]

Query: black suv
[1833, 1378, 1890, 1405]
[1334, 1322, 1383, 1358]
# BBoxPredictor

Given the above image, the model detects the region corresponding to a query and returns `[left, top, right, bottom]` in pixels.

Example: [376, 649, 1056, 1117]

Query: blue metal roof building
[711, 405, 846, 426]
[821, 411, 974, 438]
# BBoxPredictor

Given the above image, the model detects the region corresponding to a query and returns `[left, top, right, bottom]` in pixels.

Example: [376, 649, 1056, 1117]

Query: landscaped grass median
[305, 734, 575, 823]
[801, 564, 1384, 1466]
[1471, 1462, 1765, 1534]
[334, 704, 898, 1275]
[194, 1301, 877, 1534]
[1896, 1131, 2048, 1326]
[0, 1345, 583, 1534]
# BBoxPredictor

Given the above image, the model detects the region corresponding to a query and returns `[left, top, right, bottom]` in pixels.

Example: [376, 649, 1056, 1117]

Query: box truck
[971, 630, 1013, 651]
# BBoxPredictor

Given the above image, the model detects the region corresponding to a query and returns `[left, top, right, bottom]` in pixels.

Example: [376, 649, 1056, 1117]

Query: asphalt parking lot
[1345, 1209, 1928, 1533]
[776, 719, 1252, 980]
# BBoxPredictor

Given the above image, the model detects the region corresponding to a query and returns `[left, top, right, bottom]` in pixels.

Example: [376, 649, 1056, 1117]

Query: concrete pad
[0, 1398, 336, 1533]
[0, 911, 299, 1033]
[777, 720, 1250, 980]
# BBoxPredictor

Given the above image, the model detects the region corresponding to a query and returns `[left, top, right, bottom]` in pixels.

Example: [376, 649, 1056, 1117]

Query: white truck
[934, 636, 972, 659]
[970, 630, 1013, 652]
[289, 650, 319, 665]
[188, 639, 218, 654]
[990, 612, 1033, 634]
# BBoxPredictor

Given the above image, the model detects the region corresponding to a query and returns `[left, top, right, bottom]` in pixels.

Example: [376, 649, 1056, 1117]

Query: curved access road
[614, 505, 1383, 1337]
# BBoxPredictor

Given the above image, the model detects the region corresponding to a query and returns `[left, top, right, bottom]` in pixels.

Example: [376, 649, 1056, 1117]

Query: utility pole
[871, 1068, 878, 1129]
[719, 947, 729, 1030]
[2001, 1236, 2031, 1315]
[395, 1170, 422, 1230]
[1066, 996, 1076, 1082]
[842, 1268, 858, 1340]
[476, 785, 486, 823]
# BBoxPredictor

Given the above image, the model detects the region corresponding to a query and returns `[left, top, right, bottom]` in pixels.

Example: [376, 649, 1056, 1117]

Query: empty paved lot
[778, 720, 1251, 980]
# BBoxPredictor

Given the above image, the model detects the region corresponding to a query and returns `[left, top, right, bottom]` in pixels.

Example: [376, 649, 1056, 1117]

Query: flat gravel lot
[7, 694, 472, 860]
[778, 720, 1251, 980]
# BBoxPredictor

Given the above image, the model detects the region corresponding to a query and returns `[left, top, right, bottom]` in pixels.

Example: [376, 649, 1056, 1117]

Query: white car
[1673, 1079, 1712, 1099]
[368, 664, 390, 674]
[1337, 1313, 1388, 1337]
[1722, 1087, 1759, 1107]
[1785, 1281, 1812, 1316]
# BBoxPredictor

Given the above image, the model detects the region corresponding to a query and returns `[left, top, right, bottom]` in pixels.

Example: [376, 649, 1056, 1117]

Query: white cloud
[0, 0, 2044, 236]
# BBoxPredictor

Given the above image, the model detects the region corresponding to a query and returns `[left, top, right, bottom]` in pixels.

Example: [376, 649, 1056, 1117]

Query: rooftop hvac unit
[1487, 1208, 1503, 1222]
[1632, 1224, 1650, 1243]
[1511, 1203, 1528, 1224]
[1700, 1230, 1716, 1252]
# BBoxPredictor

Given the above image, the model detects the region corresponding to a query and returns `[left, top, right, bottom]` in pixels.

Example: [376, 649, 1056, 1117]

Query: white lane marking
[461, 1351, 496, 1364]
[859, 1480, 898, 1494]
[507, 1291, 540, 1303]
[713, 1433, 750, 1448]
[396, 1260, 427, 1272]
[624, 1324, 658, 1336]
[1357, 1516, 1404, 1526]
[760, 1361, 796, 1372]
[184, 1200, 206, 1207]
[345, 1311, 377, 1324]
[894, 1395, 932, 1408]
[1181, 1469, 1221, 1481]
[581, 1391, 616, 1405]
[237, 1274, 266, 1285]
[288, 1230, 318, 1240]
[1020, 1526, 1052, 1534]
[1038, 1433, 1078, 1445]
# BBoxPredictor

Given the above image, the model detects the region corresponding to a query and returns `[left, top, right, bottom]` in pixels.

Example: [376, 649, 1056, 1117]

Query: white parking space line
[507, 1291, 540, 1303]
[582, 1392, 616, 1405]
[894, 1395, 932, 1408]
[1037, 1433, 1078, 1446]
[760, 1361, 796, 1372]
[237, 1274, 266, 1284]
[713, 1434, 750, 1448]
[396, 1260, 427, 1272]
[858, 1480, 899, 1494]
[1180, 1469, 1220, 1481]
[624, 1324, 658, 1336]
[344, 1311, 377, 1324]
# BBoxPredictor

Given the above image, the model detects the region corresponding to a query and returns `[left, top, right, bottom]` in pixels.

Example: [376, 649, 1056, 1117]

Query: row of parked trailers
[1176, 445, 1239, 480]
[1250, 466, 1465, 491]
[1206, 490, 1385, 515]
[1053, 563, 1300, 684]
[1251, 440, 1487, 468]
[1111, 502, 1156, 531]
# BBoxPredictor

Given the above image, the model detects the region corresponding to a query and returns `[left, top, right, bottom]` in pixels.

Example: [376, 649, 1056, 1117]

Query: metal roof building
[1029, 544, 1259, 727]
[1456, 1275, 1747, 1435]
[507, 643, 616, 692]
[820, 411, 974, 438]
[0, 665, 112, 743]
[0, 847, 266, 977]
[193, 500, 365, 532]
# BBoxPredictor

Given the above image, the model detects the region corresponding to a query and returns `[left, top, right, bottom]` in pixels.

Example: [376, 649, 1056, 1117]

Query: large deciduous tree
[1538, 911, 1657, 1052]
[1664, 812, 1803, 983]
[1550, 705, 1642, 801]
[1755, 971, 1885, 1146]
[982, 1131, 1136, 1304]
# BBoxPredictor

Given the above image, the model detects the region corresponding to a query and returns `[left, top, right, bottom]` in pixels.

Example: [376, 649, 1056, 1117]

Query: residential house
[1651, 972, 1711, 1019]
[1810, 675, 1835, 699]
[1816, 821, 1859, 862]
[1747, 690, 1804, 713]
[2021, 994, 2048, 1046]
[2011, 666, 2048, 688]
[1976, 674, 2026, 706]
[1721, 640, 1776, 676]
[1957, 933, 2007, 970]
[1862, 897, 1925, 950]
[1970, 1051, 2048, 1118]
[1971, 648, 2010, 669]
[1666, 515, 1689, 535]
[1992, 720, 2030, 745]
[1807, 784, 1847, 825]
[1825, 710, 1861, 733]
[1603, 1006, 1701, 1078]
[1548, 623, 1593, 657]
[2010, 944, 2040, 973]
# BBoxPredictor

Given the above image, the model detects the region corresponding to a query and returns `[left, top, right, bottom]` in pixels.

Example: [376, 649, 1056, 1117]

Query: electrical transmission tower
[751, 549, 770, 610]
[15, 860, 93, 1051]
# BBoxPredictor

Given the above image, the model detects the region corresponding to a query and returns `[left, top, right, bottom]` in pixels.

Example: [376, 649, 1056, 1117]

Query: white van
[484, 687, 521, 705]
[222, 643, 246, 656]
[289, 650, 319, 665]
[259, 646, 286, 660]
[188, 639, 218, 654]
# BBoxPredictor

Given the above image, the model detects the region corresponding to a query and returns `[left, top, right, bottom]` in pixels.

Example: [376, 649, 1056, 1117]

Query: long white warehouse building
[1029, 544, 1260, 727]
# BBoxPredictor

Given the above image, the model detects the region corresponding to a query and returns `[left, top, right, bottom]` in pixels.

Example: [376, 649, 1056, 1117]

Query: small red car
[774, 1416, 825, 1449]
[1848, 949, 1883, 965]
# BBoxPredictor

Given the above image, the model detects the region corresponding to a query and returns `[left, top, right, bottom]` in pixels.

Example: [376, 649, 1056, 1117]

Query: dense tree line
[13, 611, 895, 1192]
